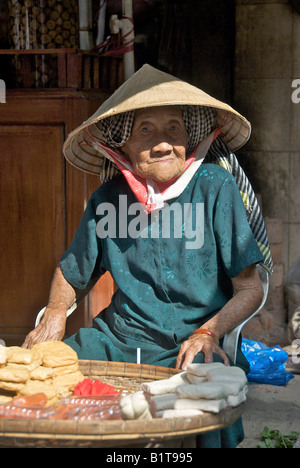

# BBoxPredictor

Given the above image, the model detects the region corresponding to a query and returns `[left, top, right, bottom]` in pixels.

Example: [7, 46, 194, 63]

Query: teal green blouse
[62, 164, 264, 369]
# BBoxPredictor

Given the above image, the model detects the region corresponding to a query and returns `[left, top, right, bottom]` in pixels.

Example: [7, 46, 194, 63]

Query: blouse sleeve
[60, 193, 103, 290]
[213, 173, 265, 278]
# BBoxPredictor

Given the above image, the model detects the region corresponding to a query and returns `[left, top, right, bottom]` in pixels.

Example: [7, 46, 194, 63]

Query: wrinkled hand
[22, 307, 67, 349]
[176, 334, 230, 370]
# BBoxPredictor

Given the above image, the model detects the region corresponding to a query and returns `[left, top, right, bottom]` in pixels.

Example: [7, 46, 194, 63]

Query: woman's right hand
[21, 307, 67, 349]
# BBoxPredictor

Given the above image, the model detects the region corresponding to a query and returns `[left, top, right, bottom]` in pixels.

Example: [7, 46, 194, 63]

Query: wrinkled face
[121, 106, 189, 182]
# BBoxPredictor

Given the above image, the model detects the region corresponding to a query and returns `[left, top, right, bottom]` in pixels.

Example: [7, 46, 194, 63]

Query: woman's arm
[176, 264, 264, 369]
[22, 265, 76, 349]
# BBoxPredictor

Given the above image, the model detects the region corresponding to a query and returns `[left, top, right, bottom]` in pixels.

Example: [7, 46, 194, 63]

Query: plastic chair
[35, 264, 269, 365]
[222, 263, 269, 364]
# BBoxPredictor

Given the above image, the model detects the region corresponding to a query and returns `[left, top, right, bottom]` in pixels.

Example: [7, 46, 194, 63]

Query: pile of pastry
[141, 362, 248, 419]
[0, 341, 84, 406]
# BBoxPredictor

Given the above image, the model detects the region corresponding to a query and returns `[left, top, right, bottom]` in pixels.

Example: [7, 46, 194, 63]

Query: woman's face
[121, 106, 189, 182]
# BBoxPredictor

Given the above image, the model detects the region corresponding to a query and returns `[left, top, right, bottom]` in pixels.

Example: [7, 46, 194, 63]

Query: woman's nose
[152, 138, 173, 155]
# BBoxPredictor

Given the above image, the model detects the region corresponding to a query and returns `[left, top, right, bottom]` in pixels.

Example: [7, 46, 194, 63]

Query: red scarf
[100, 143, 197, 210]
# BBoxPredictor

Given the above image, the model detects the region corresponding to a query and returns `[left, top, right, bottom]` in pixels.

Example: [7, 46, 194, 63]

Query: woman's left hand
[175, 334, 230, 370]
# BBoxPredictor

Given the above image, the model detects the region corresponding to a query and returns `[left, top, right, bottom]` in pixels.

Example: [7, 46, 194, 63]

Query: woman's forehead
[134, 106, 183, 121]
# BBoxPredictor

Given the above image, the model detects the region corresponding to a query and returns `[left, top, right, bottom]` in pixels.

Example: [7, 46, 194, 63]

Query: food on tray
[50, 363, 78, 375]
[17, 380, 63, 405]
[120, 391, 152, 421]
[0, 341, 124, 421]
[0, 341, 84, 405]
[0, 344, 6, 365]
[156, 409, 203, 418]
[0, 352, 248, 422]
[74, 378, 118, 396]
[0, 380, 25, 392]
[187, 362, 225, 377]
[11, 393, 48, 408]
[143, 363, 248, 418]
[186, 373, 207, 384]
[206, 366, 248, 386]
[0, 393, 123, 421]
[60, 395, 122, 407]
[175, 381, 229, 400]
[6, 346, 42, 366]
[30, 366, 54, 381]
[147, 393, 179, 412]
[0, 365, 31, 383]
[140, 371, 189, 395]
[0, 395, 13, 405]
[32, 341, 78, 367]
[174, 397, 227, 413]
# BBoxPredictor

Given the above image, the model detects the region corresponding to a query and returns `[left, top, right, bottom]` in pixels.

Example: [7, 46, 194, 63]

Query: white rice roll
[156, 408, 203, 418]
[187, 362, 225, 377]
[176, 382, 229, 400]
[140, 372, 189, 395]
[174, 398, 227, 413]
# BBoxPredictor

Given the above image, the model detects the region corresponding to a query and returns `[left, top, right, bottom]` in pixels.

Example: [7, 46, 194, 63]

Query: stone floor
[238, 373, 300, 448]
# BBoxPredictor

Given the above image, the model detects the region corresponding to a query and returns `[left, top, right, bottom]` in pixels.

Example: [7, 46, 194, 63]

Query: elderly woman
[23, 65, 271, 447]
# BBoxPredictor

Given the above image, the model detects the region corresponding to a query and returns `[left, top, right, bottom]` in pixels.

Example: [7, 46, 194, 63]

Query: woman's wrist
[192, 328, 218, 341]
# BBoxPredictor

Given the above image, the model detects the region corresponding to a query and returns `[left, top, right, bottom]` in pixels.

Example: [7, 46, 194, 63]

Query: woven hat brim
[63, 64, 251, 176]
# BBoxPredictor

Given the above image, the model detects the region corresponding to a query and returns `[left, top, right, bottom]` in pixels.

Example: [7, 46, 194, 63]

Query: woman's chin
[141, 166, 185, 183]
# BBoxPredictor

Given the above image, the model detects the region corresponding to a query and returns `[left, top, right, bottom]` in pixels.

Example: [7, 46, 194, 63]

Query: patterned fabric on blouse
[62, 163, 264, 370]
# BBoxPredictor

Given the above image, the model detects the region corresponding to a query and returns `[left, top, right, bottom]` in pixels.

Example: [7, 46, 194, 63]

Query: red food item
[11, 393, 48, 408]
[73, 378, 118, 396]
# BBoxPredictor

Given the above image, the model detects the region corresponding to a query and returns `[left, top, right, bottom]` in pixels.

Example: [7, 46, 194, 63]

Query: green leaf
[259, 426, 299, 449]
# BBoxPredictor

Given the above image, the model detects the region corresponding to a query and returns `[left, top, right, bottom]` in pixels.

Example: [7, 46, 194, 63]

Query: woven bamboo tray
[0, 360, 244, 448]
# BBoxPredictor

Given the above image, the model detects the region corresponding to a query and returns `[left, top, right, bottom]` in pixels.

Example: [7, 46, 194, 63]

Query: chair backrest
[222, 263, 269, 364]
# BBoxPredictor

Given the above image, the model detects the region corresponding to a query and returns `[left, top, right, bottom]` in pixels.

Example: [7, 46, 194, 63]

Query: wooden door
[0, 124, 64, 345]
[0, 91, 116, 346]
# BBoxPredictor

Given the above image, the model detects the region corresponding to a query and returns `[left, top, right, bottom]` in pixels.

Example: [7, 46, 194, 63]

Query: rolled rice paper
[186, 373, 207, 384]
[140, 372, 189, 395]
[174, 398, 227, 413]
[176, 382, 229, 400]
[187, 362, 225, 377]
[156, 408, 203, 418]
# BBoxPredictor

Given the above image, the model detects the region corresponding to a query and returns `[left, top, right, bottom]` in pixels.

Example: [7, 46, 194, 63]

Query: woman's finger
[176, 335, 230, 370]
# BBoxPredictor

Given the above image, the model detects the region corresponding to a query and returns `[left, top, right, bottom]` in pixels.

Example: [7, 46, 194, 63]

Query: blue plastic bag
[241, 338, 294, 386]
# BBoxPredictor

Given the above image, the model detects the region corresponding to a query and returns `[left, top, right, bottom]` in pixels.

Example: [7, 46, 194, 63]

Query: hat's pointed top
[93, 63, 230, 120]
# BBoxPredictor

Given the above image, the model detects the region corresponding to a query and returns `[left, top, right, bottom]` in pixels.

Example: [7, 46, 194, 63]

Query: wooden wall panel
[0, 91, 115, 345]
[0, 124, 64, 344]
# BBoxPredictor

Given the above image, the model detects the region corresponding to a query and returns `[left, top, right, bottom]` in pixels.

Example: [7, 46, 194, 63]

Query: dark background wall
[133, 0, 236, 103]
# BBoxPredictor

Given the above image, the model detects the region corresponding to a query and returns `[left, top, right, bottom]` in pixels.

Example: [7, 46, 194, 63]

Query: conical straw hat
[63, 64, 251, 176]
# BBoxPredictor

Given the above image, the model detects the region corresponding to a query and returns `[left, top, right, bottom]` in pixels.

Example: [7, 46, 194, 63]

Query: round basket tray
[0, 360, 244, 448]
